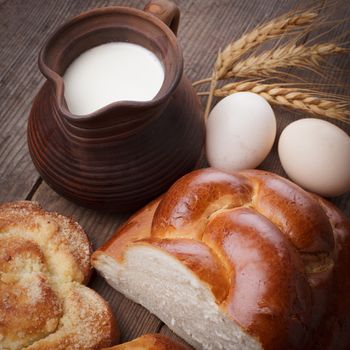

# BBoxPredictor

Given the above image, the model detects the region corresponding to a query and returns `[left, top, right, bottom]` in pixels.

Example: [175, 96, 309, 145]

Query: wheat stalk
[213, 81, 350, 123]
[225, 43, 346, 79]
[195, 8, 349, 124]
[204, 50, 222, 122]
[216, 10, 317, 79]
[201, 10, 317, 121]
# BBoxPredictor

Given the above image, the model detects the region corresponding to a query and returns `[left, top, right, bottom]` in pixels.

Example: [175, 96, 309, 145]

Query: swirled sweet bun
[92, 168, 350, 350]
[0, 201, 118, 350]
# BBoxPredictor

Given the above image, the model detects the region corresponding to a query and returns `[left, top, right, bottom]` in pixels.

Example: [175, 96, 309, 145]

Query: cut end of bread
[93, 246, 261, 350]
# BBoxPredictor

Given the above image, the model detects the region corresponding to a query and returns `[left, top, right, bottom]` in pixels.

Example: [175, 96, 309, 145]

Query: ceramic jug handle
[144, 0, 180, 35]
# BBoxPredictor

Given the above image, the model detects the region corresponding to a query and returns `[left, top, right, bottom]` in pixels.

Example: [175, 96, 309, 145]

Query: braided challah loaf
[92, 168, 350, 350]
[102, 333, 191, 349]
[0, 201, 118, 350]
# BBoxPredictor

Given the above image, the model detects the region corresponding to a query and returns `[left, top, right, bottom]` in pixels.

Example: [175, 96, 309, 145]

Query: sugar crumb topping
[0, 201, 114, 350]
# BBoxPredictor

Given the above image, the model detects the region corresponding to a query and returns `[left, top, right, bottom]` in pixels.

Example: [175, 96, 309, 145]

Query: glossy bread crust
[94, 168, 350, 350]
[0, 201, 118, 350]
[102, 333, 191, 350]
[103, 333, 191, 349]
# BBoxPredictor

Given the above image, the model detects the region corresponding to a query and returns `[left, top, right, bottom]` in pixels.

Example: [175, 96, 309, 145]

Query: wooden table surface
[1, 0, 349, 347]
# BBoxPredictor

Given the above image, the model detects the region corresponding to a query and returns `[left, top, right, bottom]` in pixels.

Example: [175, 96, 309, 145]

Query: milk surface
[63, 42, 164, 115]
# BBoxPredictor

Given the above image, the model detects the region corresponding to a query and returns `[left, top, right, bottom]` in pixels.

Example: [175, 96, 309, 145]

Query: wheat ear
[216, 10, 317, 79]
[225, 43, 346, 79]
[213, 81, 350, 123]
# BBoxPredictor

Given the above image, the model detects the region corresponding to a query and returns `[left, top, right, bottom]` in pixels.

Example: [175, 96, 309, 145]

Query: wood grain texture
[1, 0, 349, 347]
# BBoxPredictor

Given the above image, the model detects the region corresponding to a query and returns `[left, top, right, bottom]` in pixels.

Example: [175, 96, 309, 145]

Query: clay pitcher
[27, 0, 204, 212]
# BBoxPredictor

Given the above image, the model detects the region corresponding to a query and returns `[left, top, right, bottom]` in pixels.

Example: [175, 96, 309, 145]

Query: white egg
[278, 118, 350, 197]
[206, 92, 276, 172]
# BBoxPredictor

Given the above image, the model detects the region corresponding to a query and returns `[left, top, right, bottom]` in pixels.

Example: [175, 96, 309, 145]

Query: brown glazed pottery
[27, 0, 204, 212]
